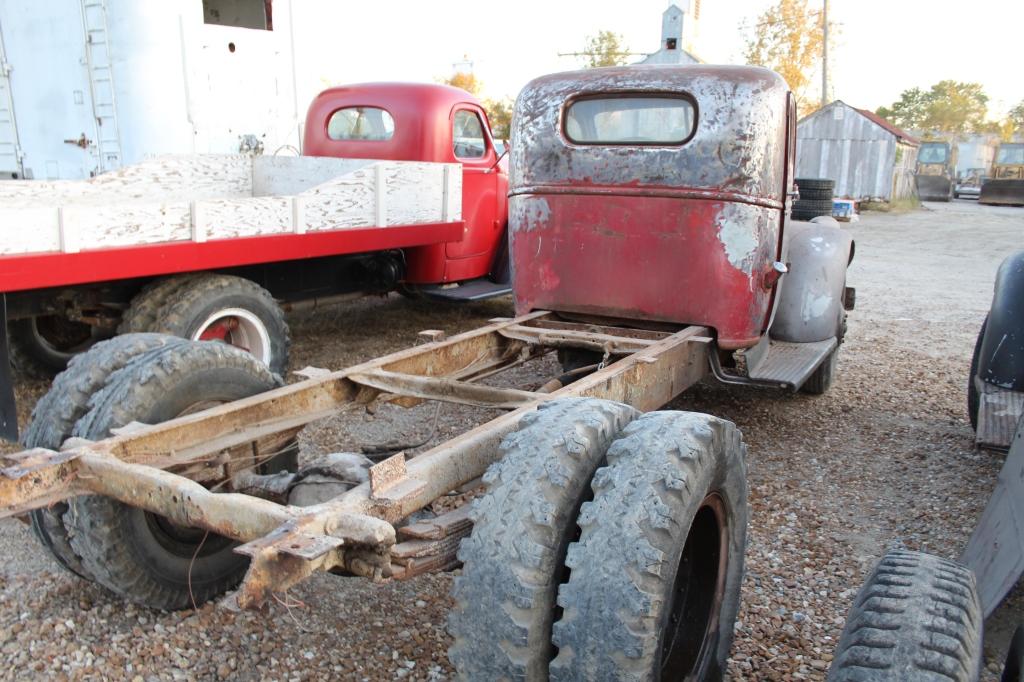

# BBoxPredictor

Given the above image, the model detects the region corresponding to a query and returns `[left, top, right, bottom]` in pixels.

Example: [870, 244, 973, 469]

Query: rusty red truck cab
[510, 66, 793, 350]
[304, 83, 508, 287]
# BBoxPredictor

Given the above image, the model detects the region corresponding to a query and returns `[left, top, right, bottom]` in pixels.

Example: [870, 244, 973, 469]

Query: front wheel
[551, 411, 748, 680]
[801, 349, 838, 395]
[828, 550, 982, 682]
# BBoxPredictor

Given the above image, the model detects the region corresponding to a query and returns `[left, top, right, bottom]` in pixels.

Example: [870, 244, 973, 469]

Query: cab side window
[453, 110, 487, 159]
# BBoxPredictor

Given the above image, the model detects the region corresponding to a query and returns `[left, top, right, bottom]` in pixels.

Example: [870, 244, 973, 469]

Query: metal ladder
[0, 22, 23, 177]
[81, 0, 122, 173]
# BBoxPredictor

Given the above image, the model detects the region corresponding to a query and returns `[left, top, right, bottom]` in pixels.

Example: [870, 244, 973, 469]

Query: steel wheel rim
[141, 399, 235, 558]
[192, 307, 272, 366]
[660, 493, 729, 680]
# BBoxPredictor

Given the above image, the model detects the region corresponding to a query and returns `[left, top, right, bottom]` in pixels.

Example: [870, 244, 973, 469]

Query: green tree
[877, 81, 989, 134]
[743, 0, 826, 111]
[483, 97, 513, 140]
[924, 81, 988, 134]
[582, 30, 631, 68]
[877, 87, 930, 130]
[1009, 100, 1024, 135]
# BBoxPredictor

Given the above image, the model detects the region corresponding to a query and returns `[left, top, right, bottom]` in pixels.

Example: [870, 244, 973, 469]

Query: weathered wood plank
[0, 156, 463, 255]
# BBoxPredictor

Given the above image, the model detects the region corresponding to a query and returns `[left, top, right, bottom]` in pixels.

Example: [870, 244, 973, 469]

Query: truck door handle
[64, 134, 91, 149]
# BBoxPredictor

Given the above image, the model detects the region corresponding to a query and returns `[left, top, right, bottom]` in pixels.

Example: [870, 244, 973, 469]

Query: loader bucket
[914, 174, 952, 202]
[979, 179, 1024, 206]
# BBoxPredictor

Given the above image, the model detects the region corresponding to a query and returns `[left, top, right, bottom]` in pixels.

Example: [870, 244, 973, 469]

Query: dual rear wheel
[449, 398, 749, 680]
[25, 334, 296, 610]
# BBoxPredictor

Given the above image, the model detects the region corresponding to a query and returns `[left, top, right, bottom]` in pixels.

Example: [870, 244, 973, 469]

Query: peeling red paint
[509, 66, 790, 349]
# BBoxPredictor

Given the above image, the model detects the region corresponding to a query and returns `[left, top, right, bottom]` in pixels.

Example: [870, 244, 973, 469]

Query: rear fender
[978, 250, 1024, 390]
[770, 219, 854, 343]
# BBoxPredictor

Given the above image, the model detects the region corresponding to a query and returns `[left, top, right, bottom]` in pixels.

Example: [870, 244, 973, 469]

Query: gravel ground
[1, 199, 1022, 680]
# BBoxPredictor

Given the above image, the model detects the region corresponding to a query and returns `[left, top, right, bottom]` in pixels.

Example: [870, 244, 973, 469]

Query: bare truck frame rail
[0, 313, 711, 607]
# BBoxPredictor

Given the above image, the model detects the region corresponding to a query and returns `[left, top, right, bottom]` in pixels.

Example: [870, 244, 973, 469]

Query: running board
[975, 380, 1024, 451]
[710, 337, 836, 391]
[418, 279, 513, 302]
[748, 338, 837, 389]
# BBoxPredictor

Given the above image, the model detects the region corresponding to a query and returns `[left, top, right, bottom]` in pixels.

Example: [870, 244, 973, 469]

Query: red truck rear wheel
[120, 274, 290, 376]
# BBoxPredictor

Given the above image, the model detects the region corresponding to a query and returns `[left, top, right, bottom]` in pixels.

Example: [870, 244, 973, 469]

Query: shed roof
[854, 107, 919, 146]
[798, 101, 919, 147]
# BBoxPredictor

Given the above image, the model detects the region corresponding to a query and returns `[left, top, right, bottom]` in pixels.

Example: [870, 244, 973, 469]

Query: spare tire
[796, 177, 836, 192]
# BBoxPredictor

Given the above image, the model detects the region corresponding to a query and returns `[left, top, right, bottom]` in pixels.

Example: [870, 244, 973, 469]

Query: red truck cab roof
[303, 82, 496, 164]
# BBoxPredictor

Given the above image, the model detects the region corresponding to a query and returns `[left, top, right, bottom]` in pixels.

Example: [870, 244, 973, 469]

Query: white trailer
[0, 0, 301, 180]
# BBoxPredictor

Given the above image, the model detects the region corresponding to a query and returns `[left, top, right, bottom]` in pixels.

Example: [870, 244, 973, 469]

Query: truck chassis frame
[1, 312, 712, 608]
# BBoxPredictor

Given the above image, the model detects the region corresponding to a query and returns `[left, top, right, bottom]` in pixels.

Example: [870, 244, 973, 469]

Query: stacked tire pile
[793, 177, 835, 221]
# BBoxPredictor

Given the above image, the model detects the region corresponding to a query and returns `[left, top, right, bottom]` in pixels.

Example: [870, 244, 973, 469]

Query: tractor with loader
[979, 143, 1024, 206]
[915, 140, 958, 202]
[0, 65, 858, 679]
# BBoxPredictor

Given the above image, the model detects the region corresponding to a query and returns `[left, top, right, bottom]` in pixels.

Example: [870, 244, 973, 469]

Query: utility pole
[821, 0, 829, 107]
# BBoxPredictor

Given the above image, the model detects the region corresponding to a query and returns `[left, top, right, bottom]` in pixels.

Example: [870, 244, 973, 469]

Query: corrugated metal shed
[796, 101, 920, 202]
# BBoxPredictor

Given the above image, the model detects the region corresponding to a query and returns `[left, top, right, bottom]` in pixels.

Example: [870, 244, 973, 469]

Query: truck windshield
[327, 107, 395, 141]
[917, 144, 948, 164]
[565, 95, 695, 145]
[996, 146, 1024, 165]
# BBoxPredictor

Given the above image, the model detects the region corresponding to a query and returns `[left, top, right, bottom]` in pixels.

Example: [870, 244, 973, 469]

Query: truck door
[445, 106, 503, 264]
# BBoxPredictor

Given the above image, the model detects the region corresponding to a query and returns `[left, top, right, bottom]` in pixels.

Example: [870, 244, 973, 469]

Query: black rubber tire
[793, 199, 836, 214]
[796, 178, 836, 192]
[827, 549, 983, 682]
[968, 316, 987, 432]
[146, 274, 290, 376]
[118, 275, 203, 334]
[792, 208, 836, 221]
[448, 398, 639, 679]
[798, 188, 834, 201]
[1003, 624, 1024, 682]
[23, 333, 190, 580]
[8, 315, 101, 375]
[551, 411, 749, 681]
[64, 341, 293, 610]
[802, 350, 838, 395]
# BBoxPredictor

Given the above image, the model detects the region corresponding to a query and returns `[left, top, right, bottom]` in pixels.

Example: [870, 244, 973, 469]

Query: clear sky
[292, 0, 1021, 120]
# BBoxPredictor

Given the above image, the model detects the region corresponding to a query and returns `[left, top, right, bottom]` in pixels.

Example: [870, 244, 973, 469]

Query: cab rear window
[565, 95, 695, 145]
[327, 107, 395, 141]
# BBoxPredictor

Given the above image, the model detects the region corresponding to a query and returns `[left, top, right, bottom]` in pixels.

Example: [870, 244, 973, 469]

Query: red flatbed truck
[0, 83, 512, 439]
